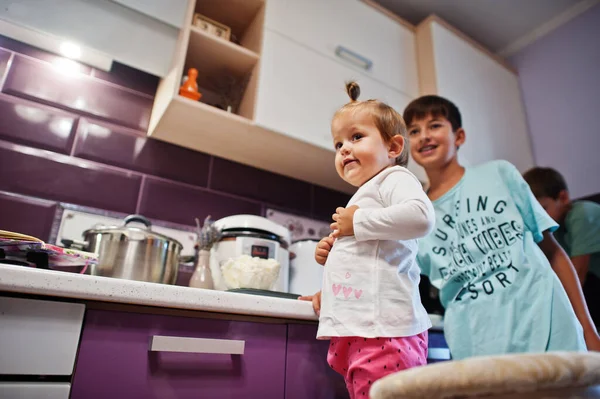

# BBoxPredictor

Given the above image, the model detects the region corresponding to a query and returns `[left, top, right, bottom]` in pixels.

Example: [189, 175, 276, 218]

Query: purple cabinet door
[71, 309, 286, 399]
[285, 324, 349, 399]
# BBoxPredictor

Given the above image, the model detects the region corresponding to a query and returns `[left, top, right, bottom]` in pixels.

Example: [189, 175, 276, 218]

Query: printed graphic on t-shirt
[429, 194, 526, 302]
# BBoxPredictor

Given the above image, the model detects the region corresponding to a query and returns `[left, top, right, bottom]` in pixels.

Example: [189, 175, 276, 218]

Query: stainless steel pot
[80, 215, 184, 284]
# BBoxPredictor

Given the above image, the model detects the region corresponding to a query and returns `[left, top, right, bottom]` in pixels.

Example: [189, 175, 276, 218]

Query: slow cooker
[289, 239, 323, 296]
[209, 215, 291, 292]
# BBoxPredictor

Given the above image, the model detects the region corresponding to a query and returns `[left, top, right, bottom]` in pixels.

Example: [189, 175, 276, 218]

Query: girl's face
[331, 109, 403, 187]
[407, 114, 465, 170]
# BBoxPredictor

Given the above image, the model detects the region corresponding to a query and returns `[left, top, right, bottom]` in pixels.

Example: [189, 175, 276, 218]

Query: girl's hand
[315, 235, 335, 265]
[298, 291, 322, 316]
[331, 205, 359, 238]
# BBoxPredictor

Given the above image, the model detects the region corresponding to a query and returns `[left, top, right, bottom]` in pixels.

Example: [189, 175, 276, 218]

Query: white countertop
[0, 264, 318, 321]
[0, 264, 443, 329]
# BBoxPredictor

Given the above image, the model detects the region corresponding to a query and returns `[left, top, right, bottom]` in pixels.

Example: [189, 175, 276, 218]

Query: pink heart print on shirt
[332, 284, 342, 296]
[345, 272, 351, 279]
[354, 289, 363, 299]
[343, 286, 352, 299]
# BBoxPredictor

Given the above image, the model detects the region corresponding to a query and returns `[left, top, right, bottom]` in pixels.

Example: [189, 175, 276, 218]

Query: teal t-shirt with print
[417, 160, 586, 360]
[554, 200, 600, 280]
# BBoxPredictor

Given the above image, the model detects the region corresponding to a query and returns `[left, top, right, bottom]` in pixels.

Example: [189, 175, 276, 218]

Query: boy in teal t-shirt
[523, 167, 600, 329]
[403, 95, 600, 359]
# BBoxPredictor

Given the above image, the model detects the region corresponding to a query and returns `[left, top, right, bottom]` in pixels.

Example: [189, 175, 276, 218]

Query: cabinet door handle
[149, 335, 245, 355]
[334, 45, 372, 70]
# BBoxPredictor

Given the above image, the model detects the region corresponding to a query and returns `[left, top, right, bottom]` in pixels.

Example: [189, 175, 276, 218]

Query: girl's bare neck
[426, 160, 465, 201]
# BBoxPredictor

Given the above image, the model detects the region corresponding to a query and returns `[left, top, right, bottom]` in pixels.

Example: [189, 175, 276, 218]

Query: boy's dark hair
[523, 167, 568, 199]
[403, 95, 462, 131]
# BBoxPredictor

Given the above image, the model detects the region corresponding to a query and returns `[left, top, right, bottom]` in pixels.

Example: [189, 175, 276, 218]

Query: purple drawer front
[71, 309, 286, 399]
[285, 324, 349, 399]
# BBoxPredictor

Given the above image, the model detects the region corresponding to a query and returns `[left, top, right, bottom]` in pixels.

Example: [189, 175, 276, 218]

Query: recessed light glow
[59, 41, 82, 59]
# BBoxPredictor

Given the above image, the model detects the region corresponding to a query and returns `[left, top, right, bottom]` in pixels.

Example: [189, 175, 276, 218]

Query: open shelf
[193, 0, 264, 53]
[148, 0, 354, 193]
[185, 27, 259, 87]
[183, 25, 259, 118]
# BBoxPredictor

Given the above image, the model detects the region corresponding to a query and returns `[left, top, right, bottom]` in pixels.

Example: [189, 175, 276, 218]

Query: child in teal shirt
[523, 167, 600, 329]
[403, 95, 600, 359]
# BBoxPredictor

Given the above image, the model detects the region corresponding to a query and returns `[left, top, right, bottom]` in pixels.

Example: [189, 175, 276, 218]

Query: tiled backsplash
[0, 35, 351, 241]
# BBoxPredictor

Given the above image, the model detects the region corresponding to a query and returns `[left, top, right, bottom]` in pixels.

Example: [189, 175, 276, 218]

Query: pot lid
[83, 214, 183, 246]
[214, 215, 291, 243]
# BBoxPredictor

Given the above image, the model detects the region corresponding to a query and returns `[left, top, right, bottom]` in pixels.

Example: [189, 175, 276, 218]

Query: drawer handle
[149, 335, 245, 355]
[335, 45, 373, 70]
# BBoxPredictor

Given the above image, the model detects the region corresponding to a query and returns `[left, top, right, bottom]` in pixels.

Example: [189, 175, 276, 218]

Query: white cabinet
[111, 0, 188, 28]
[264, 0, 418, 97]
[255, 30, 427, 182]
[255, 30, 414, 150]
[415, 17, 534, 172]
[146, 0, 421, 192]
[0, 0, 182, 76]
[0, 297, 85, 375]
[0, 383, 71, 399]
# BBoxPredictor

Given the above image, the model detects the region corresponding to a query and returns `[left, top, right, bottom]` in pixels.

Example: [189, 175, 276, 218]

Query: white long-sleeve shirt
[317, 166, 435, 339]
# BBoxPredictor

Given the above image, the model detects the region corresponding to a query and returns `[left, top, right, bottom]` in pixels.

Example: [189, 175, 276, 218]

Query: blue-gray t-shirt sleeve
[567, 202, 600, 257]
[497, 161, 558, 243]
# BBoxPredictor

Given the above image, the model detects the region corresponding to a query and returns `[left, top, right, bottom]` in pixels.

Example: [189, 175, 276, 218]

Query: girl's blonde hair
[333, 81, 410, 167]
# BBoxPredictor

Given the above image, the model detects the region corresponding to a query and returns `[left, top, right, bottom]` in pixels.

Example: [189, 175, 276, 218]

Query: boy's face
[537, 191, 570, 224]
[407, 114, 464, 169]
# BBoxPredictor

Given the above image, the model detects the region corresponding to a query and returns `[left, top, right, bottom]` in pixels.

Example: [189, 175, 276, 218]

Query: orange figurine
[179, 68, 202, 101]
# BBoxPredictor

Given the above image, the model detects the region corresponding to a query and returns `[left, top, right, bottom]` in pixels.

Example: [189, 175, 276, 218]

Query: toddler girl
[301, 82, 435, 398]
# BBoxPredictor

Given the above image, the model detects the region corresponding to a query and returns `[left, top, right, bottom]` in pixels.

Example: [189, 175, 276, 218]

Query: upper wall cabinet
[415, 17, 534, 173]
[264, 0, 419, 97]
[0, 0, 187, 77]
[111, 0, 188, 29]
[145, 0, 421, 193]
[255, 30, 415, 152]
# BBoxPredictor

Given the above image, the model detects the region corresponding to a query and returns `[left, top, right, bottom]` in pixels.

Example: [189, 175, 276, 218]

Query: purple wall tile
[0, 48, 11, 83]
[0, 191, 57, 241]
[510, 4, 600, 199]
[0, 94, 77, 154]
[0, 37, 355, 227]
[312, 186, 352, 222]
[210, 158, 312, 213]
[91, 62, 159, 96]
[139, 177, 261, 226]
[0, 143, 141, 214]
[74, 118, 210, 187]
[0, 35, 91, 75]
[3, 55, 153, 131]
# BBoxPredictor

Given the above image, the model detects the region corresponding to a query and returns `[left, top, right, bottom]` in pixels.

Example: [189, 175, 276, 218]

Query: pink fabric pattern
[327, 332, 428, 399]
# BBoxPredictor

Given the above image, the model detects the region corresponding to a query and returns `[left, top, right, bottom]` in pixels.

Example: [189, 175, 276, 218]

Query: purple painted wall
[510, 4, 600, 199]
[0, 36, 350, 240]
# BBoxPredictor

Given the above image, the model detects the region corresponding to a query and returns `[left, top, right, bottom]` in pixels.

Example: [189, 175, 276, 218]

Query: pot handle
[61, 238, 89, 251]
[124, 214, 152, 229]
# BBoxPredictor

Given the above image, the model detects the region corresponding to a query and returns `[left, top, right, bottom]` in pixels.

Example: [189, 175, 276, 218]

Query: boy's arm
[571, 255, 591, 284]
[353, 170, 435, 241]
[538, 231, 600, 351]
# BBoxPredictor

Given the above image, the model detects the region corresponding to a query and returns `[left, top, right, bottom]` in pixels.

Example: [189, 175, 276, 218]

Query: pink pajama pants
[327, 332, 428, 399]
